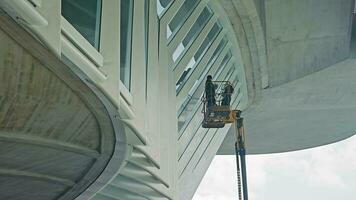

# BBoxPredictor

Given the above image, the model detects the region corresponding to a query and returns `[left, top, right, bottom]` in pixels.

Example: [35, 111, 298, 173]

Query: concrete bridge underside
[218, 0, 356, 154]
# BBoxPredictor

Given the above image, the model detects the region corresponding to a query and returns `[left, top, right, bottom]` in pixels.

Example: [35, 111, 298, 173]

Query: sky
[193, 135, 356, 200]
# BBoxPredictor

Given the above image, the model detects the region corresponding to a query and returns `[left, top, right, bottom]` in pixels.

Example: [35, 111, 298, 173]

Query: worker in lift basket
[221, 82, 234, 106]
[205, 75, 216, 108]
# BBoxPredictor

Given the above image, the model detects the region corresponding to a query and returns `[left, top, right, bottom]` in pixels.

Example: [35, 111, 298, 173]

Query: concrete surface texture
[219, 0, 356, 155]
[265, 0, 354, 87]
[0, 28, 117, 200]
[219, 57, 356, 154]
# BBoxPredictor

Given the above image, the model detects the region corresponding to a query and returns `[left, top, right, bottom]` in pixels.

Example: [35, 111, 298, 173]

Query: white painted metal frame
[0, 0, 249, 199]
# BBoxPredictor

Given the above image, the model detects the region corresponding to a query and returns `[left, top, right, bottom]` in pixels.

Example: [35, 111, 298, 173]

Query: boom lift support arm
[235, 113, 248, 200]
[201, 79, 249, 200]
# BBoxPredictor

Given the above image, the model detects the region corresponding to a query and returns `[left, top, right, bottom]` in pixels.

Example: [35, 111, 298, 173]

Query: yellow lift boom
[201, 80, 249, 200]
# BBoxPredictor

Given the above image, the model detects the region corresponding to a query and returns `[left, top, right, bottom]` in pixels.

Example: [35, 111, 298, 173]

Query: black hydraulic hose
[239, 147, 249, 200]
[235, 142, 242, 200]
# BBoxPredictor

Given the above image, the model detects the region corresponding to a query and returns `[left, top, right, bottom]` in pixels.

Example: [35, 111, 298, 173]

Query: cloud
[194, 135, 356, 200]
[193, 156, 237, 200]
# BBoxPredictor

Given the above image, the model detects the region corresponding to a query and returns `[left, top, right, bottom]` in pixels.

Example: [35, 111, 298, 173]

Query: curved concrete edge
[218, 0, 268, 106]
[62, 57, 128, 200]
[0, 12, 128, 200]
[208, 1, 249, 110]
[231, 0, 268, 89]
[219, 58, 356, 155]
